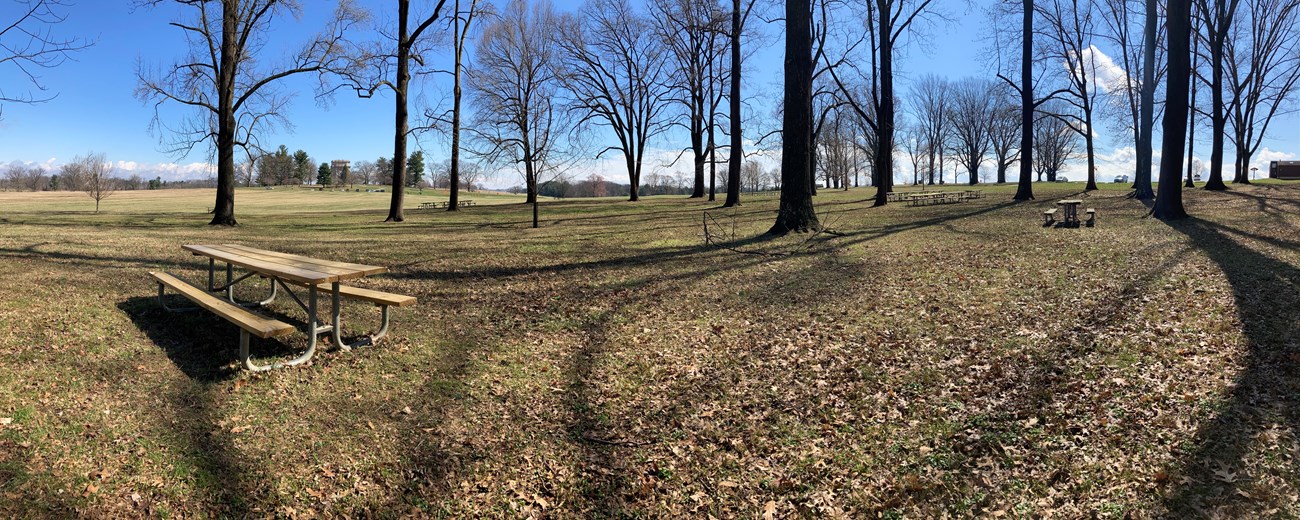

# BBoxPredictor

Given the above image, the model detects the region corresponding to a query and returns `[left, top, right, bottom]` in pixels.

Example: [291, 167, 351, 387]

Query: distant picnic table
[150, 244, 415, 371]
[886, 189, 982, 206]
[417, 199, 476, 209]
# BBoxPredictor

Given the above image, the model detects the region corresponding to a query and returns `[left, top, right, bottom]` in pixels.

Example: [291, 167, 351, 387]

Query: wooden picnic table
[1056, 199, 1084, 226]
[178, 244, 394, 370]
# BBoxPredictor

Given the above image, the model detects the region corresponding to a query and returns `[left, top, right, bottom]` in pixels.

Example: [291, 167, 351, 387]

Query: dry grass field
[1, 181, 1298, 518]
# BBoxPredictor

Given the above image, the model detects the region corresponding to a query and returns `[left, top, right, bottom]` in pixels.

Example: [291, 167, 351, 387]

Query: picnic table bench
[418, 201, 438, 209]
[151, 244, 416, 371]
[1056, 199, 1083, 227]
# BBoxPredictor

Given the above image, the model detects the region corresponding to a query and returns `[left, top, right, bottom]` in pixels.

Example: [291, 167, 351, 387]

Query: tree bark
[1133, 0, 1157, 199]
[1014, 0, 1035, 201]
[448, 0, 462, 211]
[1202, 1, 1231, 191]
[769, 0, 818, 234]
[723, 0, 742, 207]
[387, 0, 413, 222]
[871, 0, 893, 207]
[1153, 0, 1189, 220]
[210, 1, 240, 226]
[1185, 38, 1198, 188]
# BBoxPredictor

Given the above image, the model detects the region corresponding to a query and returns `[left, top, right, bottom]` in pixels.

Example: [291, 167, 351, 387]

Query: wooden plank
[150, 272, 295, 338]
[183, 244, 337, 284]
[218, 244, 386, 278]
[279, 278, 416, 307]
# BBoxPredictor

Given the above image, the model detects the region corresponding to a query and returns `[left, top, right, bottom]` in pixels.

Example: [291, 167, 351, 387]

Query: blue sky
[0, 0, 1295, 185]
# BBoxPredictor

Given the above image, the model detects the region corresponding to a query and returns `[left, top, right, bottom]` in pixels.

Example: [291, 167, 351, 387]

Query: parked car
[1113, 174, 1130, 183]
[1054, 176, 1069, 182]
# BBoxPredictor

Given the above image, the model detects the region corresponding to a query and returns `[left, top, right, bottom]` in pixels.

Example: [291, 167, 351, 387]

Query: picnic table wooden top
[1056, 199, 1084, 205]
[182, 243, 386, 284]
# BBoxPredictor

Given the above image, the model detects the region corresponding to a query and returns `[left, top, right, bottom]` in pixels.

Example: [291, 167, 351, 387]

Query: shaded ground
[0, 181, 1297, 517]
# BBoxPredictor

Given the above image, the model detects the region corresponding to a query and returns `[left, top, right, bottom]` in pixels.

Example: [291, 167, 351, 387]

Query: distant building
[1271, 161, 1300, 180]
[330, 160, 351, 184]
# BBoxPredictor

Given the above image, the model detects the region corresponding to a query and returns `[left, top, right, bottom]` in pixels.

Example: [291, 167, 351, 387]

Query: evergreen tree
[406, 150, 425, 187]
[317, 162, 333, 186]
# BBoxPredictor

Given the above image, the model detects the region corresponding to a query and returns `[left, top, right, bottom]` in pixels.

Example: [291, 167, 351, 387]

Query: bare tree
[1097, 0, 1166, 193]
[947, 78, 996, 186]
[554, 0, 673, 202]
[987, 86, 1022, 184]
[898, 115, 927, 185]
[72, 153, 116, 213]
[1223, 0, 1300, 183]
[0, 0, 92, 117]
[722, 0, 762, 206]
[422, 0, 488, 210]
[353, 160, 377, 185]
[136, 0, 363, 225]
[1037, 0, 1103, 191]
[470, 0, 576, 227]
[1192, 0, 1243, 190]
[344, 0, 451, 222]
[912, 75, 949, 185]
[652, 0, 727, 199]
[58, 160, 89, 191]
[3, 164, 47, 191]
[1033, 103, 1080, 181]
[821, 0, 944, 205]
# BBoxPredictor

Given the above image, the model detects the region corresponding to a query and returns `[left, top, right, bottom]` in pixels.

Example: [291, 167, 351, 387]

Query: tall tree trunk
[387, 0, 412, 222]
[769, 0, 818, 234]
[1186, 40, 1198, 188]
[1203, 10, 1229, 190]
[210, 1, 240, 226]
[1014, 0, 1035, 201]
[1153, 0, 1190, 220]
[449, 0, 462, 211]
[1085, 104, 1098, 191]
[723, 0, 742, 207]
[691, 112, 705, 198]
[872, 0, 893, 206]
[1133, 0, 1157, 199]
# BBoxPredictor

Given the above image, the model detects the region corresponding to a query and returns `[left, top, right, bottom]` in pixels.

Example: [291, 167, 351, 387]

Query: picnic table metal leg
[156, 282, 199, 312]
[329, 281, 387, 350]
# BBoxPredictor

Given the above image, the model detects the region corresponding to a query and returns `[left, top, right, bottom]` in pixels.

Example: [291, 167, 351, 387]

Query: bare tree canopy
[135, 0, 365, 225]
[0, 0, 92, 116]
[1036, 0, 1103, 191]
[334, 0, 447, 222]
[948, 77, 997, 186]
[651, 0, 727, 200]
[1223, 0, 1300, 183]
[65, 152, 116, 213]
[1033, 102, 1081, 182]
[468, 0, 572, 207]
[554, 0, 673, 202]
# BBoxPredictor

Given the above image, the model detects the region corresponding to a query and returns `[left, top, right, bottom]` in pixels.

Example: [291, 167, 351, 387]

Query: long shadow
[389, 233, 781, 282]
[817, 200, 1019, 250]
[1161, 217, 1300, 513]
[117, 296, 299, 382]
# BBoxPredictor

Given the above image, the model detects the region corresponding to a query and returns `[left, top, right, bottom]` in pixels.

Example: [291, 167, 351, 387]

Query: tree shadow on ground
[1161, 217, 1300, 514]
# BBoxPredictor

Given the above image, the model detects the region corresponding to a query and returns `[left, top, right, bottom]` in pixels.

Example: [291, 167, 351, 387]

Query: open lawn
[1, 181, 1298, 517]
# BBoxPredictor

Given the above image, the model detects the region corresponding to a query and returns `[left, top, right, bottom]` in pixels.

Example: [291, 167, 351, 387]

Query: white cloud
[1081, 45, 1132, 95]
[1254, 147, 1297, 174]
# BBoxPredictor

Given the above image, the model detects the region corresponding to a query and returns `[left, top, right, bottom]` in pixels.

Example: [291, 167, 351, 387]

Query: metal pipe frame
[205, 261, 277, 308]
[157, 282, 200, 312]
